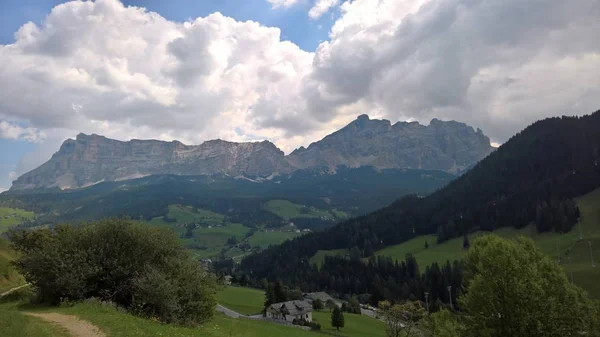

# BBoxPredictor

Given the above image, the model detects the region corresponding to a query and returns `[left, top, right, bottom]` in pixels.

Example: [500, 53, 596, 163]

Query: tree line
[231, 253, 463, 309]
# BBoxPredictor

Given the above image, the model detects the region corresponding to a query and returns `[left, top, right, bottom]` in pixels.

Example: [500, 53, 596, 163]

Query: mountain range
[239, 110, 600, 288]
[10, 115, 493, 190]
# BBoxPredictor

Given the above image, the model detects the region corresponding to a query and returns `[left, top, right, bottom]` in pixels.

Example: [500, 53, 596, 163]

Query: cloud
[0, 0, 315, 153]
[304, 0, 600, 141]
[0, 121, 46, 143]
[8, 171, 17, 180]
[266, 0, 300, 8]
[309, 0, 339, 19]
[0, 0, 599, 170]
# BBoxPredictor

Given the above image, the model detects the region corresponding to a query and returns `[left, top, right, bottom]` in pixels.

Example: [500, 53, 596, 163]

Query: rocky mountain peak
[11, 116, 494, 190]
[286, 115, 494, 173]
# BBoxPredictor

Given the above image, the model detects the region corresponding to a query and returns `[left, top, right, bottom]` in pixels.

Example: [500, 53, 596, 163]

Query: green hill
[239, 111, 600, 301]
[372, 187, 600, 297]
[0, 238, 24, 294]
[0, 207, 35, 234]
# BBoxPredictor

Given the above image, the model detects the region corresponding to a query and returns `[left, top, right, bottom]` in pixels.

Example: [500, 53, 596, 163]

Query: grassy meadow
[309, 249, 348, 267]
[0, 299, 70, 337]
[312, 311, 385, 337]
[263, 200, 338, 220]
[217, 286, 265, 315]
[247, 230, 301, 249]
[369, 188, 600, 298]
[0, 207, 35, 234]
[0, 238, 25, 294]
[147, 204, 304, 259]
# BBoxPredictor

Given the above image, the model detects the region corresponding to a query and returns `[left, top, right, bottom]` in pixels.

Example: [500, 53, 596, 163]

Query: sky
[0, 0, 599, 191]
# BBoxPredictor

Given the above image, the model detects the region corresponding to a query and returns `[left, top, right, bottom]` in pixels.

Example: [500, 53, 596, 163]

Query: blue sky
[0, 0, 334, 49]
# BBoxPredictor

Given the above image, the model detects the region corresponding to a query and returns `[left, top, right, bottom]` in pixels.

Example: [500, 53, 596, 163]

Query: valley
[1, 112, 599, 337]
[146, 204, 305, 259]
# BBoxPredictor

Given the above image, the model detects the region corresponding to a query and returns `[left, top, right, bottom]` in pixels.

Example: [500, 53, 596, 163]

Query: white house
[266, 300, 313, 322]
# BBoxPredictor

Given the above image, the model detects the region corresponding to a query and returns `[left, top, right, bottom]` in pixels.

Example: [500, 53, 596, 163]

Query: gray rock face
[285, 115, 494, 173]
[11, 134, 287, 190]
[10, 115, 494, 190]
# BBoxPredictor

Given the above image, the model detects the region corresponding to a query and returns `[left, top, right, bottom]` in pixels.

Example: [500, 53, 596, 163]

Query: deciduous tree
[460, 235, 600, 337]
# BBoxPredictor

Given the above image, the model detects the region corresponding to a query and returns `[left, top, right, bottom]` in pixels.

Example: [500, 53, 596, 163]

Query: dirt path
[25, 312, 107, 337]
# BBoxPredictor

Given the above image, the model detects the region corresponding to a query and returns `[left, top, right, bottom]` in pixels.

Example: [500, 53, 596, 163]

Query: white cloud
[0, 0, 315, 153]
[309, 0, 339, 19]
[266, 0, 300, 8]
[304, 0, 600, 141]
[0, 0, 599, 171]
[8, 171, 17, 180]
[0, 120, 46, 143]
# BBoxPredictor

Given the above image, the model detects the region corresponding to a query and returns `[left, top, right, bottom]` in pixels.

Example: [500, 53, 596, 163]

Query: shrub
[309, 321, 321, 331]
[9, 218, 217, 326]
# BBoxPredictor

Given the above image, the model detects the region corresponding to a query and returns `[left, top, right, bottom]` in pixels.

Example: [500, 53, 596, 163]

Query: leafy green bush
[9, 218, 217, 326]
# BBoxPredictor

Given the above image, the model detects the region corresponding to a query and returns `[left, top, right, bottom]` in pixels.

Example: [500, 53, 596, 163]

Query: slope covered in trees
[239, 111, 600, 296]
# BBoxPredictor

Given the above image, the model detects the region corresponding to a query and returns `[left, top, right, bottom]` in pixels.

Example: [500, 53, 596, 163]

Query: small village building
[266, 300, 313, 322]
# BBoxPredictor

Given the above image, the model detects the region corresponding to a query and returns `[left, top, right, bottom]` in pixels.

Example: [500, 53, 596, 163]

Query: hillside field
[217, 286, 265, 315]
[147, 204, 303, 258]
[264, 200, 346, 220]
[0, 207, 35, 234]
[309, 249, 348, 267]
[247, 230, 301, 249]
[370, 188, 600, 297]
[0, 238, 25, 294]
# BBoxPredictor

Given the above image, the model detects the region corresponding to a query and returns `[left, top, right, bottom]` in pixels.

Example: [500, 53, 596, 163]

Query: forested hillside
[0, 167, 452, 228]
[238, 111, 600, 298]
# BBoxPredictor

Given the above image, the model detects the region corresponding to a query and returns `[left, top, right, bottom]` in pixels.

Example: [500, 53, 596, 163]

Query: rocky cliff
[286, 115, 494, 173]
[10, 115, 494, 190]
[11, 134, 287, 190]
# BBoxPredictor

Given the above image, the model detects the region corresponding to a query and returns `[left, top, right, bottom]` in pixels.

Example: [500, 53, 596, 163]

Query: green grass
[192, 223, 249, 247]
[309, 249, 348, 267]
[247, 231, 301, 249]
[312, 311, 385, 337]
[216, 286, 386, 337]
[2, 299, 315, 337]
[0, 207, 35, 233]
[0, 302, 70, 337]
[147, 204, 251, 258]
[0, 288, 70, 337]
[373, 188, 600, 298]
[217, 286, 265, 315]
[147, 205, 225, 227]
[0, 238, 25, 294]
[264, 200, 334, 220]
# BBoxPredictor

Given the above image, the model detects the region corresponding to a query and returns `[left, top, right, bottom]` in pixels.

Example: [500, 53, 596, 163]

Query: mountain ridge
[238, 110, 600, 289]
[10, 115, 494, 190]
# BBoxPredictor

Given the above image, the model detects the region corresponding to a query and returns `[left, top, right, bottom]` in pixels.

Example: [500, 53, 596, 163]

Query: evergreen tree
[331, 306, 345, 331]
[350, 246, 362, 261]
[273, 281, 286, 303]
[264, 283, 276, 314]
[312, 298, 324, 310]
[462, 235, 470, 249]
[424, 241, 429, 249]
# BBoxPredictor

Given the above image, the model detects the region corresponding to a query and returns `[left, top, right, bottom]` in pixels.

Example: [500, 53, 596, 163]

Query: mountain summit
[287, 115, 493, 173]
[10, 116, 494, 190]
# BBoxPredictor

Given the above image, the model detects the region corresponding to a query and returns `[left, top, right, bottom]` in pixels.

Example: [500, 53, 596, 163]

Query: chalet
[303, 292, 340, 307]
[266, 300, 313, 322]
